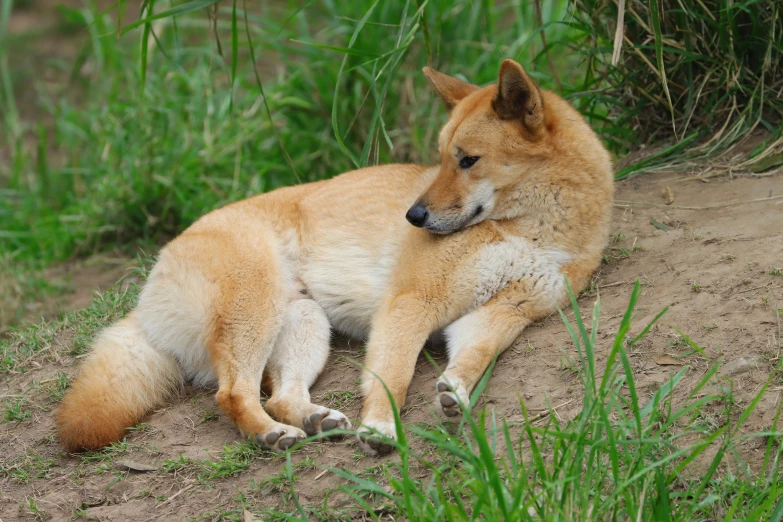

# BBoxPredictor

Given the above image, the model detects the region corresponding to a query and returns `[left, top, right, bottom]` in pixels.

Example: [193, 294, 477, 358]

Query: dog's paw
[356, 420, 397, 456]
[436, 376, 470, 418]
[253, 424, 307, 452]
[302, 408, 352, 439]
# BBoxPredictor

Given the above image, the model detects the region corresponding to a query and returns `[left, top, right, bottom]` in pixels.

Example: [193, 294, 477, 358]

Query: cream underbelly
[299, 240, 398, 339]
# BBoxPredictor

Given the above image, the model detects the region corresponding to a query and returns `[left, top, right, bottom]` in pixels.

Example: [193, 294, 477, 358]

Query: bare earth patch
[1, 172, 781, 520]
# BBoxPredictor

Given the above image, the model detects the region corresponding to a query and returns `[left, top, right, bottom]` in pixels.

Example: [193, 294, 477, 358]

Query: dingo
[57, 59, 613, 455]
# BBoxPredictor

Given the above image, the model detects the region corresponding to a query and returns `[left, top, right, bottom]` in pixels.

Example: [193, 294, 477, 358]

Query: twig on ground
[157, 484, 195, 507]
[599, 281, 629, 289]
[727, 284, 782, 296]
[526, 399, 574, 425]
[773, 289, 781, 358]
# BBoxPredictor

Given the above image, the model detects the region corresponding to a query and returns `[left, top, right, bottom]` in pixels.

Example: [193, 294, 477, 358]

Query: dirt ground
[1, 170, 781, 521]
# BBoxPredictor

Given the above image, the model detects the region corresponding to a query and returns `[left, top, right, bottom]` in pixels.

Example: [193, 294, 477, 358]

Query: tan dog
[56, 59, 613, 455]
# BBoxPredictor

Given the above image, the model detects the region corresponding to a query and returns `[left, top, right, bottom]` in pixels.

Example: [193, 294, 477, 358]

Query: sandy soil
[1, 171, 782, 520]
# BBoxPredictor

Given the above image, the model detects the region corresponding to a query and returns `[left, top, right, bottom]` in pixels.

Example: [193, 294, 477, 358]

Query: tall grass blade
[242, 0, 300, 182]
[229, 0, 238, 113]
[0, 0, 19, 139]
[139, 0, 155, 94]
[119, 0, 221, 35]
[330, 0, 379, 168]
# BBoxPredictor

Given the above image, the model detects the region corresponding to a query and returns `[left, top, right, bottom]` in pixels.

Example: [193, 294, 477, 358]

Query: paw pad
[436, 378, 468, 418]
[302, 409, 352, 439]
[357, 430, 394, 456]
[254, 427, 305, 452]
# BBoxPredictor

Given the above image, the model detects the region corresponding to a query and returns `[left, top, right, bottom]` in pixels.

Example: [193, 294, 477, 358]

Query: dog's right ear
[423, 67, 479, 111]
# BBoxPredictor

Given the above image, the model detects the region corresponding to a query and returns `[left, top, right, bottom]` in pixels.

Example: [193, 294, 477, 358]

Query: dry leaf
[654, 354, 685, 366]
[662, 185, 675, 205]
[244, 510, 259, 522]
[115, 459, 157, 472]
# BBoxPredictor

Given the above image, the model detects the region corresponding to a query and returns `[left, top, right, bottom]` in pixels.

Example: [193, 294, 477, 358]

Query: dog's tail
[56, 312, 182, 452]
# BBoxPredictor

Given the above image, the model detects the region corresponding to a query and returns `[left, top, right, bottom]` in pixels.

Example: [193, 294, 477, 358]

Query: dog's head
[406, 59, 551, 234]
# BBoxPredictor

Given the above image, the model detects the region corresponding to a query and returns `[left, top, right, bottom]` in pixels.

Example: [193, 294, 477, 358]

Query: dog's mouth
[421, 204, 487, 235]
[424, 225, 457, 235]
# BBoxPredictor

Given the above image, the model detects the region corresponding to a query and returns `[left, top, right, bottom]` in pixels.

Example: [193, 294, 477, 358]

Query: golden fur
[56, 59, 613, 454]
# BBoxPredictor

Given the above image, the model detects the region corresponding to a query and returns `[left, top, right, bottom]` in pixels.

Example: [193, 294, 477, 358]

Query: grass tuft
[571, 0, 783, 177]
[3, 396, 31, 422]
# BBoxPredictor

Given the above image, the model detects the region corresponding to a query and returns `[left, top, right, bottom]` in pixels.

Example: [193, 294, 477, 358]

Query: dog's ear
[423, 67, 479, 111]
[492, 59, 545, 131]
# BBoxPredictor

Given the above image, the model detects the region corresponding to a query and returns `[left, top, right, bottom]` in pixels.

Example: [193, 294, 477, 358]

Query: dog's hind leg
[208, 251, 308, 452]
[264, 297, 352, 438]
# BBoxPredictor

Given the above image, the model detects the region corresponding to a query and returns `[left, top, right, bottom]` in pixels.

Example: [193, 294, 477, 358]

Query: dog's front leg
[436, 280, 564, 417]
[358, 296, 437, 455]
[436, 301, 530, 418]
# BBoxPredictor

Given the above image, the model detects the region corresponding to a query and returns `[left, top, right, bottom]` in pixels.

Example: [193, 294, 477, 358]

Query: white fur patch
[137, 252, 219, 387]
[360, 420, 397, 437]
[469, 235, 571, 311]
[436, 375, 469, 404]
[464, 179, 497, 226]
[267, 298, 331, 397]
[443, 306, 493, 361]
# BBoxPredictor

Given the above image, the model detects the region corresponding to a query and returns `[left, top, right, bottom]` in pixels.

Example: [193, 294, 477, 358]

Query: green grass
[196, 440, 264, 482]
[573, 0, 783, 177]
[0, 252, 69, 334]
[318, 390, 359, 411]
[42, 371, 70, 403]
[1, 452, 55, 484]
[3, 396, 31, 422]
[160, 440, 287, 483]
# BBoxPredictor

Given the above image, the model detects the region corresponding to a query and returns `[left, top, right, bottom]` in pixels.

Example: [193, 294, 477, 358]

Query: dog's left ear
[492, 59, 545, 132]
[423, 67, 479, 111]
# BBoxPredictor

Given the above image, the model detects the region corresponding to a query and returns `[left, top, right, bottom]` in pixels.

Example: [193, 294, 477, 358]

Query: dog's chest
[468, 236, 571, 310]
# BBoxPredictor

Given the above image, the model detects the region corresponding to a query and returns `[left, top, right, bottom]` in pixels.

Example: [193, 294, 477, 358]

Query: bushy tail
[56, 312, 183, 452]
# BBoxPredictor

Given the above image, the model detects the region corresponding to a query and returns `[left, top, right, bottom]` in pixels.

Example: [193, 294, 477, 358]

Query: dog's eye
[459, 156, 480, 169]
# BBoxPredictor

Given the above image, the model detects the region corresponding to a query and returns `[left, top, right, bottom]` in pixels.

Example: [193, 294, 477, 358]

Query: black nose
[406, 204, 429, 227]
